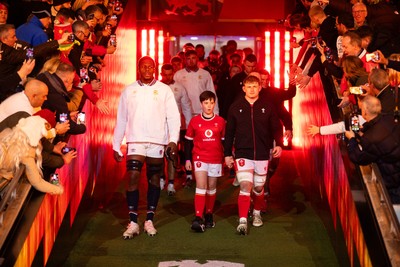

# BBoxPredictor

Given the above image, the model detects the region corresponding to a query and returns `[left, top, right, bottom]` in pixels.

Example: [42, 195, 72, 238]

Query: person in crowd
[51, 0, 72, 18]
[113, 56, 180, 239]
[0, 59, 35, 103]
[0, 24, 69, 78]
[0, 116, 64, 195]
[335, 12, 355, 59]
[16, 4, 52, 46]
[38, 62, 86, 141]
[308, 5, 338, 51]
[159, 63, 193, 195]
[0, 79, 49, 123]
[356, 25, 374, 51]
[0, 79, 71, 178]
[345, 95, 400, 204]
[290, 0, 313, 17]
[307, 67, 394, 137]
[374, 50, 400, 72]
[352, 2, 368, 29]
[185, 90, 225, 232]
[0, 2, 8, 25]
[224, 75, 283, 235]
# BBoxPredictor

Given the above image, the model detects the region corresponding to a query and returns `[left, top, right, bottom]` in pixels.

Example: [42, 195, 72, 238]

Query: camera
[350, 114, 361, 133]
[349, 86, 366, 95]
[111, 15, 117, 20]
[80, 68, 89, 83]
[309, 36, 322, 48]
[62, 146, 76, 154]
[366, 52, 379, 62]
[114, 0, 121, 11]
[77, 111, 86, 125]
[25, 48, 34, 60]
[324, 46, 333, 61]
[105, 24, 112, 30]
[59, 113, 68, 123]
[50, 173, 59, 185]
[110, 34, 117, 46]
[68, 33, 74, 42]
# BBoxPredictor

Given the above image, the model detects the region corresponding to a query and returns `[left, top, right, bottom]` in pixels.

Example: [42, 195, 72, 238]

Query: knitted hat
[32, 9, 51, 19]
[34, 109, 56, 128]
[53, 0, 71, 6]
[16, 116, 48, 147]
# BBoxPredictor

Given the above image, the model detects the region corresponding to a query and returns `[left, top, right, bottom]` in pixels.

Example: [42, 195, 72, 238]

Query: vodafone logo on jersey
[238, 159, 245, 167]
[204, 129, 213, 138]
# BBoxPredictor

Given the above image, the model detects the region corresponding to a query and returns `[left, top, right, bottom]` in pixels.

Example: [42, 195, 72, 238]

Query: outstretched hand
[113, 150, 123, 162]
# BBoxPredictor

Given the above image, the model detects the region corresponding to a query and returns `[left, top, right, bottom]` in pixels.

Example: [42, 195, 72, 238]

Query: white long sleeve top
[320, 115, 366, 135]
[113, 79, 181, 155]
[168, 80, 193, 129]
[173, 67, 218, 115]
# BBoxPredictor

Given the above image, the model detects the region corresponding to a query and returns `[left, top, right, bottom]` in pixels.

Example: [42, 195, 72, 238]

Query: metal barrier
[0, 166, 31, 249]
[359, 164, 400, 266]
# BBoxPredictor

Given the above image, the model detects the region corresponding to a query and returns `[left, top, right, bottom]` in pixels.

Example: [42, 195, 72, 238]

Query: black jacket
[38, 72, 86, 139]
[224, 94, 283, 160]
[347, 114, 400, 203]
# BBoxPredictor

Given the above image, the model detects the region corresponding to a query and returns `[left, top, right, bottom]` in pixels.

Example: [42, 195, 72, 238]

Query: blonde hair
[40, 56, 61, 74]
[0, 127, 43, 179]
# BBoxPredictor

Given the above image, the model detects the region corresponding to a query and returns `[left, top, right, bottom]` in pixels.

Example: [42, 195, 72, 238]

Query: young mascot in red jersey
[185, 90, 225, 232]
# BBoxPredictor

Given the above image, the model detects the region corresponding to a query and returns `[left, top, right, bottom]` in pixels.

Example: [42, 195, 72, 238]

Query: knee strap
[126, 159, 143, 172]
[254, 174, 267, 188]
[146, 163, 162, 178]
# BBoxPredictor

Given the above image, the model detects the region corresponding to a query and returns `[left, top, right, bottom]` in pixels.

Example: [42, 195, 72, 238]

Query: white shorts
[235, 158, 269, 175]
[193, 161, 223, 177]
[127, 142, 164, 158]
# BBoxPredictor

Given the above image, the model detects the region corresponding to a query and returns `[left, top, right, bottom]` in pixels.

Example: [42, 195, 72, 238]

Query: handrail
[358, 163, 400, 266]
[0, 166, 32, 249]
[0, 166, 25, 217]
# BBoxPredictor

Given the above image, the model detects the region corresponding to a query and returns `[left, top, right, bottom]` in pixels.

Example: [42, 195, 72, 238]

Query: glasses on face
[79, 31, 90, 38]
[352, 10, 366, 14]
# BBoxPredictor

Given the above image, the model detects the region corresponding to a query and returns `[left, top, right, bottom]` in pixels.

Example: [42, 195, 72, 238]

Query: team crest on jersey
[239, 109, 242, 113]
[196, 161, 202, 168]
[238, 159, 245, 167]
[205, 129, 213, 138]
[153, 90, 159, 96]
[198, 75, 202, 80]
[261, 108, 265, 113]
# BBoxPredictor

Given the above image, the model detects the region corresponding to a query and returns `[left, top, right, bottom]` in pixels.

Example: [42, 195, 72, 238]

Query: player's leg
[204, 163, 221, 228]
[167, 158, 176, 195]
[252, 160, 269, 227]
[123, 153, 145, 239]
[191, 167, 208, 232]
